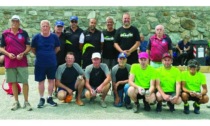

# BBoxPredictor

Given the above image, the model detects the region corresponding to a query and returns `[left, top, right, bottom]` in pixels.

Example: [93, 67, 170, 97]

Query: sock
[184, 102, 189, 106]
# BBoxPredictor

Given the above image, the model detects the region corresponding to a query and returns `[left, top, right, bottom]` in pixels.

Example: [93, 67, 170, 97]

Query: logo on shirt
[120, 33, 133, 38]
[104, 36, 114, 41]
[162, 39, 166, 43]
[18, 34, 22, 39]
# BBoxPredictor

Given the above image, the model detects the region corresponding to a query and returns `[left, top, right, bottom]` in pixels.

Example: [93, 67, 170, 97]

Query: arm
[31, 47, 36, 55]
[201, 84, 208, 95]
[114, 43, 123, 53]
[156, 79, 169, 100]
[149, 80, 156, 94]
[128, 41, 140, 55]
[176, 44, 182, 54]
[55, 47, 60, 54]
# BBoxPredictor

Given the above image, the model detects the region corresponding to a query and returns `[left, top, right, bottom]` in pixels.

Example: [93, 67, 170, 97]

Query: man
[53, 20, 67, 97]
[137, 33, 148, 53]
[80, 18, 104, 69]
[114, 12, 140, 65]
[55, 52, 85, 106]
[128, 52, 156, 113]
[102, 16, 118, 69]
[181, 59, 209, 114]
[84, 52, 111, 108]
[65, 16, 83, 65]
[31, 20, 60, 108]
[111, 52, 131, 108]
[54, 20, 66, 67]
[147, 24, 173, 68]
[156, 53, 182, 112]
[0, 15, 32, 111]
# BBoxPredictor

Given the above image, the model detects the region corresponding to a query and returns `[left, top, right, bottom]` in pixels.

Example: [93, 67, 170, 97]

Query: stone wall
[0, 6, 210, 66]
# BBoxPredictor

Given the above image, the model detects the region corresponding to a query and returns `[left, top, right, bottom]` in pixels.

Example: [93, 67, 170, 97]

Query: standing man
[65, 16, 83, 65]
[114, 12, 140, 65]
[84, 52, 111, 108]
[181, 59, 209, 114]
[102, 16, 118, 69]
[53, 20, 67, 97]
[80, 18, 104, 69]
[0, 15, 32, 111]
[31, 20, 60, 108]
[137, 33, 148, 53]
[111, 52, 131, 108]
[54, 20, 66, 67]
[55, 52, 85, 106]
[146, 24, 173, 68]
[128, 52, 156, 113]
[155, 53, 182, 112]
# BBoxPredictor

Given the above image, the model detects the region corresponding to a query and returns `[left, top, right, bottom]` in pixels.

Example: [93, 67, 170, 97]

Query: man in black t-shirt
[102, 16, 118, 69]
[114, 12, 140, 65]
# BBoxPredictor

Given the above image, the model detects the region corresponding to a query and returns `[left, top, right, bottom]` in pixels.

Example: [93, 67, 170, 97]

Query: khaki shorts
[6, 67, 28, 84]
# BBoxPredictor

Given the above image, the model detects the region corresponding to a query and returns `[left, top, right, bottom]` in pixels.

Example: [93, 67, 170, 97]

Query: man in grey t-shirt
[84, 52, 111, 108]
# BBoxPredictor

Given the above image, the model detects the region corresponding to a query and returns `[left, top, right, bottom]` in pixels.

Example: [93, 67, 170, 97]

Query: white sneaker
[11, 101, 21, 111]
[23, 102, 33, 111]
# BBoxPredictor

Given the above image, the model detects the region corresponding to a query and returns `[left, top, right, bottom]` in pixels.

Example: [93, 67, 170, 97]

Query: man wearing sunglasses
[65, 16, 83, 66]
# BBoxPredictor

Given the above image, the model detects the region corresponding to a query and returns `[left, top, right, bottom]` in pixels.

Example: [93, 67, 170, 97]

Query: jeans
[114, 83, 131, 105]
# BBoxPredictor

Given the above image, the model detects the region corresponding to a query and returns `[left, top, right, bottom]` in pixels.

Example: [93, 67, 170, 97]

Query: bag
[2, 79, 21, 95]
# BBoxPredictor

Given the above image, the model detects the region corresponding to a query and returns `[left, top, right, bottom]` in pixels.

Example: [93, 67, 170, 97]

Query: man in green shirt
[128, 52, 156, 113]
[156, 53, 182, 112]
[181, 59, 209, 114]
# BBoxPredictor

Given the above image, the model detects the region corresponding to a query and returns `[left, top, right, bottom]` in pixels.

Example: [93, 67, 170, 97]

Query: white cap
[91, 52, 101, 59]
[11, 15, 20, 21]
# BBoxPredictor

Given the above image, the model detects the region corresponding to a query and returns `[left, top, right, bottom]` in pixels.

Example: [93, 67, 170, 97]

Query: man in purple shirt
[0, 15, 32, 111]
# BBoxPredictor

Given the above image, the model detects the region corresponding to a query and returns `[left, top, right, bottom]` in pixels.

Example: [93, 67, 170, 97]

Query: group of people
[0, 13, 209, 115]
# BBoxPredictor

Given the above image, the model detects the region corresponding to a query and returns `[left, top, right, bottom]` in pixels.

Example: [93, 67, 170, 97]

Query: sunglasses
[71, 20, 78, 23]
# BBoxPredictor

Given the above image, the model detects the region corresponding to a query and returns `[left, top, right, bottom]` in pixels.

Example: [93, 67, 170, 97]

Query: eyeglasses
[71, 20, 78, 23]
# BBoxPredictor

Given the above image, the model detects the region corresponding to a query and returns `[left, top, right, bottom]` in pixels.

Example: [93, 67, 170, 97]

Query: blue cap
[118, 52, 127, 58]
[55, 20, 64, 27]
[70, 16, 78, 21]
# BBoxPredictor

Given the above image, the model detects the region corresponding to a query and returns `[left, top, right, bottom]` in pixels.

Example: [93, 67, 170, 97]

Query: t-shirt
[1, 28, 30, 68]
[102, 29, 118, 59]
[147, 34, 172, 62]
[111, 64, 131, 90]
[55, 63, 84, 88]
[114, 26, 140, 64]
[130, 64, 156, 89]
[31, 33, 60, 67]
[85, 63, 110, 88]
[156, 66, 181, 92]
[181, 71, 206, 92]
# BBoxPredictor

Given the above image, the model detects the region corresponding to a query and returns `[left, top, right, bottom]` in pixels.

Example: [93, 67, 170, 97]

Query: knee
[85, 90, 91, 99]
[124, 83, 130, 92]
[181, 92, 189, 101]
[57, 91, 66, 100]
[127, 87, 135, 97]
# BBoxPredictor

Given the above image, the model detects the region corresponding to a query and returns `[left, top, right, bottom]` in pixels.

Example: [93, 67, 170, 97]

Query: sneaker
[23, 102, 32, 111]
[156, 102, 162, 112]
[37, 98, 45, 108]
[207, 104, 210, 108]
[76, 99, 84, 106]
[11, 101, 21, 111]
[144, 102, 151, 111]
[89, 96, 96, 104]
[193, 102, 200, 114]
[47, 97, 57, 107]
[125, 103, 132, 109]
[167, 102, 175, 112]
[114, 102, 123, 107]
[183, 104, 190, 114]
[100, 100, 107, 108]
[133, 104, 140, 113]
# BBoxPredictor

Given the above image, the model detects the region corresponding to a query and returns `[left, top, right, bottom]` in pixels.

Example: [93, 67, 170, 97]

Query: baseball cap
[118, 52, 127, 59]
[162, 53, 172, 59]
[188, 59, 198, 67]
[138, 52, 149, 59]
[11, 15, 20, 21]
[70, 16, 78, 21]
[55, 20, 64, 27]
[92, 52, 101, 59]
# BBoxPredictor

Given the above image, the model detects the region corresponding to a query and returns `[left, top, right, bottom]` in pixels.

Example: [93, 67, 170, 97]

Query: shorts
[58, 82, 76, 92]
[6, 67, 28, 84]
[34, 65, 56, 82]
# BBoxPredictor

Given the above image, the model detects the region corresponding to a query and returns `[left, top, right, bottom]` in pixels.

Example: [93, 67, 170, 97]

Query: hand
[96, 85, 103, 93]
[16, 53, 24, 60]
[138, 87, 145, 95]
[170, 96, 178, 104]
[179, 50, 183, 54]
[8, 53, 16, 59]
[190, 92, 196, 97]
[123, 50, 131, 56]
[114, 96, 120, 105]
[195, 93, 202, 99]
[66, 88, 73, 95]
[91, 89, 97, 96]
[163, 94, 170, 101]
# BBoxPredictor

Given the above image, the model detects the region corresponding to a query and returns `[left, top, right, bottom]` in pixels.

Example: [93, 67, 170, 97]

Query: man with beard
[80, 18, 104, 69]
[114, 12, 140, 65]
